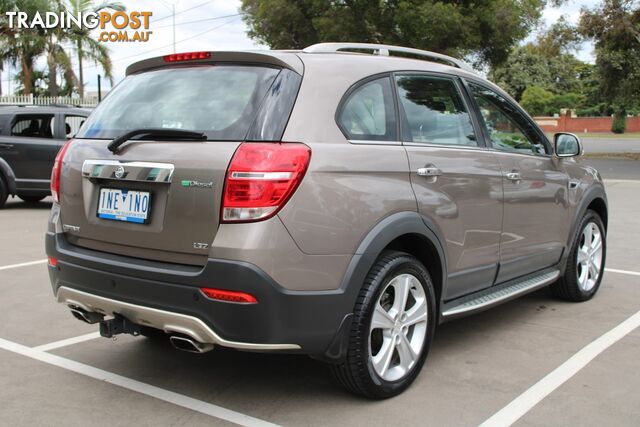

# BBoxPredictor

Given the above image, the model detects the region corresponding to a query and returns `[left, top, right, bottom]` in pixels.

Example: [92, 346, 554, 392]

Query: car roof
[0, 105, 91, 116]
[124, 43, 515, 105]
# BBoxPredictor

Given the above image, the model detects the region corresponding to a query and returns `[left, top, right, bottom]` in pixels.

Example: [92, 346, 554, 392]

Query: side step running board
[442, 269, 560, 320]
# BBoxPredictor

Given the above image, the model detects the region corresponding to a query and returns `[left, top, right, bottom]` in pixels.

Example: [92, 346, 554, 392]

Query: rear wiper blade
[107, 128, 207, 154]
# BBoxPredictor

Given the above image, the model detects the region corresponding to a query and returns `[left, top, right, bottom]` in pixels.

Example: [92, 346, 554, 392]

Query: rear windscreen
[77, 65, 280, 141]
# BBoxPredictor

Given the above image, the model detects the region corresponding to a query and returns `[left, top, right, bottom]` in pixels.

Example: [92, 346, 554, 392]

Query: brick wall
[534, 114, 640, 133]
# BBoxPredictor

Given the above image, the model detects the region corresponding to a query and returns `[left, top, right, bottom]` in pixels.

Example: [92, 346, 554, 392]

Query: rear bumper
[46, 232, 354, 357]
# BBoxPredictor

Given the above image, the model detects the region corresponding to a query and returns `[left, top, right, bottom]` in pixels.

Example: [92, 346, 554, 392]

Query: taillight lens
[221, 142, 311, 223]
[200, 288, 258, 304]
[51, 140, 73, 203]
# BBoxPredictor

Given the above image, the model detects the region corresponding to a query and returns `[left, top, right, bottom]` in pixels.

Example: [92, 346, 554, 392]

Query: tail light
[221, 142, 311, 223]
[51, 140, 73, 203]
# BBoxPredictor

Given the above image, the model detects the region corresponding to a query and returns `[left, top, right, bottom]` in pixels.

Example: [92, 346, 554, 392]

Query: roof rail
[302, 42, 475, 73]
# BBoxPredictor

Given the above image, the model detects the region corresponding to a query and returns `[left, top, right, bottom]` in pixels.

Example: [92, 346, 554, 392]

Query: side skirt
[440, 268, 560, 322]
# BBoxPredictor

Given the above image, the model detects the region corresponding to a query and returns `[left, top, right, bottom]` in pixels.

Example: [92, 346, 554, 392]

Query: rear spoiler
[126, 51, 304, 76]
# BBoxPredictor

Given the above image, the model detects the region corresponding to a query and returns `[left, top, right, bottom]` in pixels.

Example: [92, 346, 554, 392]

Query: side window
[338, 77, 397, 141]
[395, 75, 477, 146]
[11, 115, 56, 139]
[469, 83, 548, 155]
[65, 115, 86, 138]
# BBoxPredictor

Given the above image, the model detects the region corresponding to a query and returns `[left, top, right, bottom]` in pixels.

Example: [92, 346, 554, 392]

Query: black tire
[0, 177, 8, 209]
[18, 195, 46, 203]
[551, 209, 606, 302]
[331, 251, 436, 398]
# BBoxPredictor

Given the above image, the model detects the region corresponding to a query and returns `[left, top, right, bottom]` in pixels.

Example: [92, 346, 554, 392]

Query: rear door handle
[505, 171, 521, 181]
[0, 143, 14, 150]
[417, 167, 442, 177]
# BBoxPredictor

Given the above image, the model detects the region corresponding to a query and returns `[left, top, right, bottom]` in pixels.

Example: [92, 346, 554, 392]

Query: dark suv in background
[0, 105, 89, 208]
[46, 43, 607, 398]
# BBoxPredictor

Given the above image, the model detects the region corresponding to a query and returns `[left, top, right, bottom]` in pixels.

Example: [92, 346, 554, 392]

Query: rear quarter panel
[278, 55, 417, 255]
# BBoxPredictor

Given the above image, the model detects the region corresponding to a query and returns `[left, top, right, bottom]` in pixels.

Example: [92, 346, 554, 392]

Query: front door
[466, 82, 570, 283]
[394, 73, 504, 300]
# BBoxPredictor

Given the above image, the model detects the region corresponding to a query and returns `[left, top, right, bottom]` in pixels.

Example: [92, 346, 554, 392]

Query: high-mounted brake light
[200, 288, 258, 304]
[51, 140, 73, 203]
[163, 51, 211, 62]
[221, 142, 311, 223]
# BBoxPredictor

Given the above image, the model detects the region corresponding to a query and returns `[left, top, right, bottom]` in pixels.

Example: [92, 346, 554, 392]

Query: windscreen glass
[77, 65, 280, 140]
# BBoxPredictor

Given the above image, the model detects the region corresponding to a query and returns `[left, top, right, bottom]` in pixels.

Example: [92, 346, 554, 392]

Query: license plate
[97, 188, 151, 224]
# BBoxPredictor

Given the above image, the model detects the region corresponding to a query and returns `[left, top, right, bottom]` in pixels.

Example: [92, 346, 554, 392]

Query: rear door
[2, 113, 59, 189]
[59, 63, 297, 266]
[395, 73, 504, 300]
[466, 81, 570, 283]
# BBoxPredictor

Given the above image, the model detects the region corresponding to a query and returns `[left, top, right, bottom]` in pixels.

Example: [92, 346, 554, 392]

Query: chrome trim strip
[231, 171, 293, 180]
[57, 286, 301, 351]
[442, 270, 560, 317]
[347, 139, 402, 146]
[82, 160, 175, 183]
[402, 141, 486, 151]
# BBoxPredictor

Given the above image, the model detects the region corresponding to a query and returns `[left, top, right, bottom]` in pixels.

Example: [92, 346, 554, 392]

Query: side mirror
[554, 132, 582, 157]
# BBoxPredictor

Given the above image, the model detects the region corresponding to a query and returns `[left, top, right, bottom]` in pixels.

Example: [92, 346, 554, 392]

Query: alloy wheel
[369, 273, 428, 382]
[576, 221, 603, 291]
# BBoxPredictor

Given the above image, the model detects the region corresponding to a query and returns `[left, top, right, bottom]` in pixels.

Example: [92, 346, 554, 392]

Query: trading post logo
[4, 10, 153, 43]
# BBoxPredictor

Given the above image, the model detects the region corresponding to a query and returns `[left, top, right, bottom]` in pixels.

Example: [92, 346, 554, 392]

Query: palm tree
[0, 0, 49, 95]
[67, 0, 125, 97]
[40, 1, 78, 96]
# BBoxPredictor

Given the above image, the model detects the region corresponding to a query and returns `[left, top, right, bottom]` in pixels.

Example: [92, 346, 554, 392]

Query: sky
[1, 0, 602, 96]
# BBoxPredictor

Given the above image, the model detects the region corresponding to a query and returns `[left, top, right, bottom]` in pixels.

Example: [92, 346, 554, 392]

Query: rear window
[77, 65, 280, 140]
[337, 77, 397, 141]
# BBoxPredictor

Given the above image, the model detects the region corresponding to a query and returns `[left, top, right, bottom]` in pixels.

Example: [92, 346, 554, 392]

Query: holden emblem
[114, 166, 125, 179]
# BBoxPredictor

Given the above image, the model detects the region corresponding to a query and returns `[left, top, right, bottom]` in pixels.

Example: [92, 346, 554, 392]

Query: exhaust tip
[69, 306, 103, 324]
[169, 335, 213, 353]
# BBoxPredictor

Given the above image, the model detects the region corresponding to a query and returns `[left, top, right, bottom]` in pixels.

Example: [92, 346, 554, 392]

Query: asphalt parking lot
[1, 159, 639, 427]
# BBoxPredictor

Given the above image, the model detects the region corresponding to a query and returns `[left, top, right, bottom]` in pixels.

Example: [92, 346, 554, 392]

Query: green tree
[43, 1, 78, 96]
[520, 86, 555, 116]
[67, 0, 125, 97]
[0, 0, 48, 94]
[13, 69, 49, 96]
[492, 17, 585, 101]
[240, 0, 551, 68]
[580, 0, 640, 132]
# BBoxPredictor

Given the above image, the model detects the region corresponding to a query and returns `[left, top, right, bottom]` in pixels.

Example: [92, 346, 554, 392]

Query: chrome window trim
[402, 141, 487, 151]
[348, 139, 402, 146]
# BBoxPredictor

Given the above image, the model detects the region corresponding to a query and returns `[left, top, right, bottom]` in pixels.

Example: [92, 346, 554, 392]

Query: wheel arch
[569, 185, 608, 245]
[340, 211, 447, 306]
[323, 211, 447, 362]
[559, 185, 608, 273]
[587, 197, 608, 231]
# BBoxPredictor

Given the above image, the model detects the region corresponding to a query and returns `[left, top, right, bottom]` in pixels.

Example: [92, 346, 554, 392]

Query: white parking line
[32, 332, 101, 352]
[0, 337, 280, 427]
[0, 259, 47, 271]
[605, 268, 640, 277]
[480, 310, 640, 427]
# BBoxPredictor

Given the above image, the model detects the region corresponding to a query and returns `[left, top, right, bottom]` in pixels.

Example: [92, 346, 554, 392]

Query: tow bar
[99, 313, 142, 338]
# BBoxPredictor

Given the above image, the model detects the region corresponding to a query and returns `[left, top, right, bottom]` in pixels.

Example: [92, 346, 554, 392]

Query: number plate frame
[96, 187, 153, 224]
